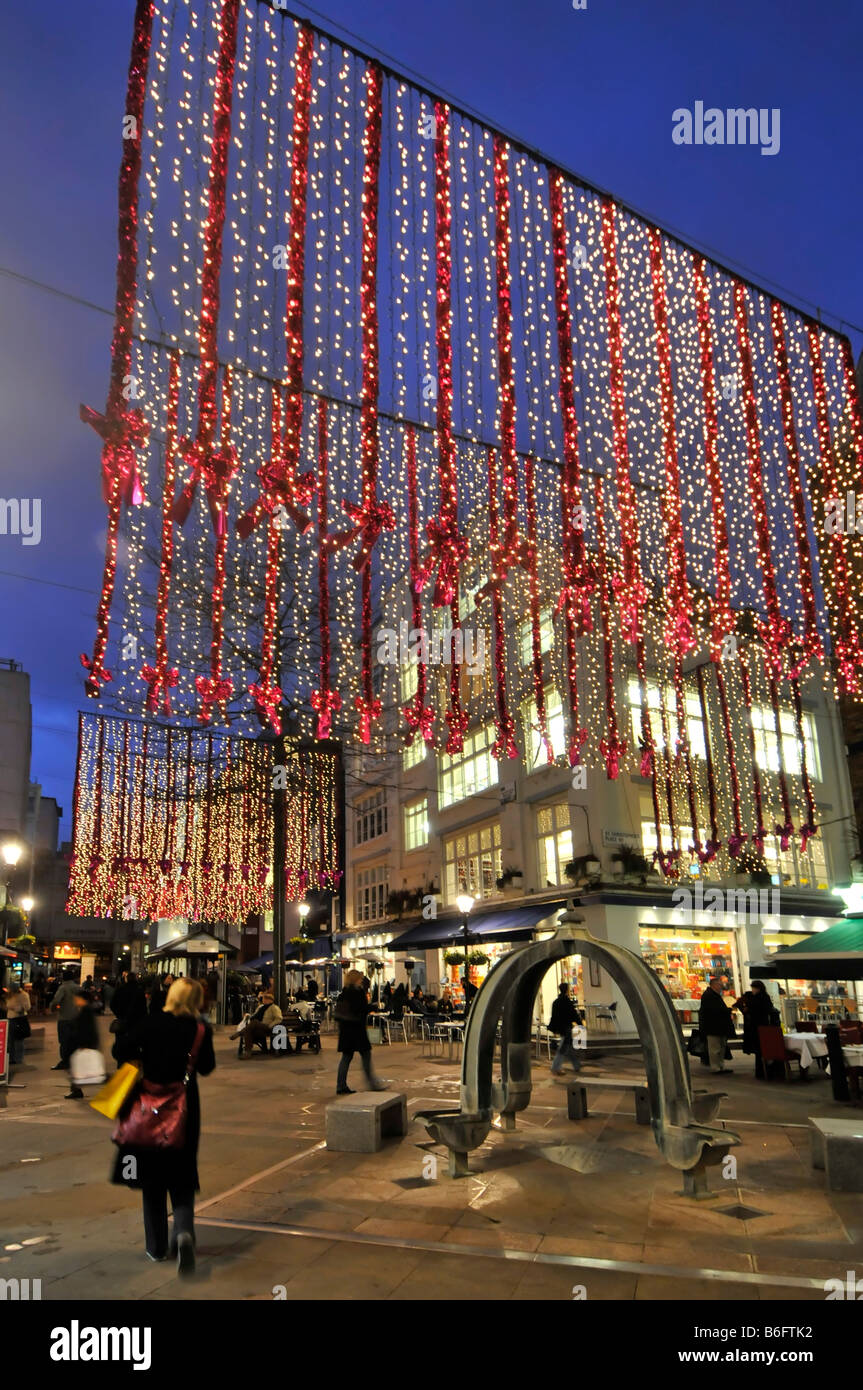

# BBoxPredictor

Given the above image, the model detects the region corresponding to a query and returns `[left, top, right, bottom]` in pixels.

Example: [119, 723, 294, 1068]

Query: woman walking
[112, 978, 215, 1276]
[334, 969, 386, 1095]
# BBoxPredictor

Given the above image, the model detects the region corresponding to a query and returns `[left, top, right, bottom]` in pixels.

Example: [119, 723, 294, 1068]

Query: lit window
[439, 723, 498, 808]
[628, 679, 706, 760]
[403, 735, 426, 771]
[354, 789, 387, 846]
[355, 864, 388, 924]
[518, 607, 554, 666]
[763, 829, 829, 890]
[521, 686, 566, 768]
[536, 802, 573, 885]
[403, 797, 430, 851]
[399, 659, 418, 705]
[443, 821, 502, 902]
[751, 706, 821, 781]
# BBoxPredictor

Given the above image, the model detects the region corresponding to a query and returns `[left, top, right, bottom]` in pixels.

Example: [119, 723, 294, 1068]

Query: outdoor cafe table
[783, 1031, 829, 1069]
[434, 1019, 464, 1060]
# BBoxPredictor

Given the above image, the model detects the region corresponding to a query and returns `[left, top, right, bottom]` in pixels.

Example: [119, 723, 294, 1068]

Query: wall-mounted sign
[602, 830, 639, 849]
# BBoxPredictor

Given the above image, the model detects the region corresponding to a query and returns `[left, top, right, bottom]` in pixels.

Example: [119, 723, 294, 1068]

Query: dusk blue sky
[0, 0, 861, 838]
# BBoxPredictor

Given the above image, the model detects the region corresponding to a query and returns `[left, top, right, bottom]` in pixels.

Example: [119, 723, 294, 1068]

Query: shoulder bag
[112, 1022, 205, 1151]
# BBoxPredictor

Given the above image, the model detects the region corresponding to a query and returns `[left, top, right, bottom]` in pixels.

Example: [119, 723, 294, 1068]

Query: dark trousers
[337, 1048, 375, 1091]
[57, 1019, 75, 1065]
[551, 1035, 582, 1074]
[142, 1182, 195, 1258]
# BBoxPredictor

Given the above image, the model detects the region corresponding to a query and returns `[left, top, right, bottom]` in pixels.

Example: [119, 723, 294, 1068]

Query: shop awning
[145, 930, 238, 961]
[387, 901, 566, 952]
[750, 915, 863, 981]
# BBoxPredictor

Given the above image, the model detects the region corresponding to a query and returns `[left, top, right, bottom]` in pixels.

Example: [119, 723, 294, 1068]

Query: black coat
[110, 1012, 215, 1191]
[111, 980, 148, 1027]
[335, 985, 371, 1054]
[735, 990, 778, 1054]
[69, 1004, 100, 1053]
[699, 987, 736, 1039]
[549, 994, 582, 1036]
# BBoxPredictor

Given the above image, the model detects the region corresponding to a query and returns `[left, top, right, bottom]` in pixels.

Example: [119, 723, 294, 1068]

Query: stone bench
[567, 1079, 726, 1128]
[326, 1091, 407, 1153]
[810, 1116, 863, 1193]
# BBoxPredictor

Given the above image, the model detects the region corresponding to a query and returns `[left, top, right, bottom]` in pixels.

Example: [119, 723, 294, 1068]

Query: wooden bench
[810, 1116, 863, 1193]
[325, 1091, 407, 1153]
[567, 1079, 726, 1127]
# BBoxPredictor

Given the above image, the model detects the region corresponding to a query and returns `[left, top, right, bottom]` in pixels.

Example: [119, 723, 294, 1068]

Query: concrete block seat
[810, 1115, 863, 1192]
[325, 1091, 407, 1153]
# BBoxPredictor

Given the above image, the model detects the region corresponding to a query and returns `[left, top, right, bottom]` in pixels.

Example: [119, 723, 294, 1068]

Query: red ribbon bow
[491, 717, 519, 761]
[664, 609, 696, 659]
[250, 680, 284, 734]
[195, 674, 233, 723]
[79, 652, 112, 698]
[800, 821, 817, 852]
[774, 819, 795, 853]
[444, 705, 470, 755]
[311, 688, 342, 740]
[80, 403, 149, 507]
[600, 733, 627, 780]
[403, 700, 435, 745]
[568, 727, 589, 768]
[330, 499, 396, 571]
[236, 459, 316, 538]
[355, 694, 382, 744]
[172, 439, 238, 536]
[416, 518, 469, 607]
[141, 663, 179, 714]
[727, 834, 747, 859]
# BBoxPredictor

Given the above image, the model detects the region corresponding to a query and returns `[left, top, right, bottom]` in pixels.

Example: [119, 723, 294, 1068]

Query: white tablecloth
[842, 1045, 863, 1068]
[784, 1032, 829, 1069]
[672, 999, 701, 1012]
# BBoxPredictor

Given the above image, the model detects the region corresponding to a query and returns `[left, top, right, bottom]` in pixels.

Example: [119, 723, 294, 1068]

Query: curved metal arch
[421, 912, 739, 1175]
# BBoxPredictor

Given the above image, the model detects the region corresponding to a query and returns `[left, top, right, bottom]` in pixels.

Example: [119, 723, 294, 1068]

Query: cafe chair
[838, 1022, 863, 1046]
[758, 1025, 802, 1080]
[595, 1001, 619, 1033]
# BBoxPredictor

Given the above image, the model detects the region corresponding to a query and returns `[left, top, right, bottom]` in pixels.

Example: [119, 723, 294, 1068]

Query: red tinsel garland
[403, 426, 434, 745]
[599, 198, 645, 646]
[312, 397, 342, 739]
[695, 664, 721, 861]
[525, 455, 552, 763]
[142, 350, 180, 714]
[648, 228, 694, 659]
[770, 302, 824, 677]
[486, 448, 519, 761]
[493, 137, 520, 555]
[693, 257, 735, 659]
[195, 366, 235, 724]
[733, 281, 789, 675]
[79, 0, 153, 697]
[594, 473, 626, 779]
[250, 385, 287, 733]
[548, 168, 591, 764]
[768, 669, 795, 851]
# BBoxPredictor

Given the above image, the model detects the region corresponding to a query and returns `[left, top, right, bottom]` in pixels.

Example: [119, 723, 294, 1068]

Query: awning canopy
[387, 901, 566, 952]
[751, 915, 863, 981]
[146, 930, 238, 961]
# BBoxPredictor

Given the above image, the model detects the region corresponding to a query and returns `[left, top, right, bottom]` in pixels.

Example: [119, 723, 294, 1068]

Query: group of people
[698, 977, 780, 1077]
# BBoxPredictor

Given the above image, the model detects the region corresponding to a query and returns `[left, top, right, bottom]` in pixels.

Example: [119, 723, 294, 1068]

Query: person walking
[698, 977, 735, 1075]
[334, 969, 386, 1095]
[110, 971, 148, 1064]
[4, 983, 31, 1067]
[112, 978, 215, 1277]
[734, 979, 779, 1079]
[50, 970, 80, 1071]
[65, 988, 102, 1100]
[549, 982, 584, 1075]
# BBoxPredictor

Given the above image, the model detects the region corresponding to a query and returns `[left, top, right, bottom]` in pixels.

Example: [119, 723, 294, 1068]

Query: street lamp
[455, 893, 475, 1006]
[20, 896, 34, 914]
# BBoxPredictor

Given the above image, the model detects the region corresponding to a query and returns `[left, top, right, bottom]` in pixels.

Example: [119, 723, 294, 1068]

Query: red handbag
[112, 1022, 205, 1151]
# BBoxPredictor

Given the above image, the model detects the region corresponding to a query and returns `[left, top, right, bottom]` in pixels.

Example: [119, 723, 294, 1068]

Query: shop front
[639, 925, 741, 1023]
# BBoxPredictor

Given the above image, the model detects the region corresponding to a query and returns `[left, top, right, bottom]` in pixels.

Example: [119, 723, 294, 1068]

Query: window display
[639, 927, 740, 1018]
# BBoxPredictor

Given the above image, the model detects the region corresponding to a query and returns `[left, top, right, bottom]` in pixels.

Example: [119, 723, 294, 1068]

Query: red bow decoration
[79, 652, 112, 698]
[250, 680, 284, 733]
[172, 439, 238, 537]
[80, 404, 149, 507]
[404, 700, 435, 745]
[697, 840, 721, 864]
[727, 834, 747, 858]
[195, 674, 233, 723]
[639, 741, 654, 779]
[600, 733, 627, 780]
[751, 826, 768, 852]
[774, 819, 795, 853]
[611, 573, 648, 646]
[445, 705, 470, 754]
[141, 663, 179, 715]
[800, 821, 817, 852]
[311, 688, 342, 739]
[330, 498, 396, 572]
[415, 518, 469, 607]
[236, 459, 316, 538]
[664, 609, 696, 659]
[355, 694, 382, 744]
[556, 534, 596, 634]
[568, 726, 589, 768]
[491, 716, 519, 761]
[655, 848, 681, 879]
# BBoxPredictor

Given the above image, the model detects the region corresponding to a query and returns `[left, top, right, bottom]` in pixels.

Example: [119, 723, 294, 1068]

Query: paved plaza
[1, 1019, 861, 1302]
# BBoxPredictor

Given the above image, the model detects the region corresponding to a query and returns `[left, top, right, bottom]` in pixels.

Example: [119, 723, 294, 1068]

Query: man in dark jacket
[549, 983, 585, 1075]
[699, 977, 735, 1074]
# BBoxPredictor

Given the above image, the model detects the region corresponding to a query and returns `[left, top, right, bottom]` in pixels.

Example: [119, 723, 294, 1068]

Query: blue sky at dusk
[0, 0, 860, 837]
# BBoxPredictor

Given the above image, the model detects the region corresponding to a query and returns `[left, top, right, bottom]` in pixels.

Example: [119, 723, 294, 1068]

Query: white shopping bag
[70, 1048, 108, 1087]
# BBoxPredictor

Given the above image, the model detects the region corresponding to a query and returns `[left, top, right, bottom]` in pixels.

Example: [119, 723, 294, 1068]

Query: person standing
[50, 970, 80, 1071]
[4, 983, 31, 1067]
[698, 977, 735, 1075]
[549, 982, 584, 1076]
[733, 979, 778, 1079]
[112, 978, 215, 1277]
[334, 969, 386, 1095]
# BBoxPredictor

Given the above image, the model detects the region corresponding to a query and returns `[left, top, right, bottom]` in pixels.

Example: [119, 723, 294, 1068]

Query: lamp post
[455, 893, 475, 1008]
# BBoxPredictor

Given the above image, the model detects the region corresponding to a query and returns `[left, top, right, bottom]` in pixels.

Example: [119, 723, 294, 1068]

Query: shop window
[354, 864, 388, 924]
[443, 821, 502, 902]
[639, 926, 740, 1004]
[403, 796, 430, 851]
[750, 705, 821, 781]
[439, 722, 498, 808]
[536, 801, 573, 885]
[762, 829, 829, 890]
[355, 789, 387, 845]
[627, 679, 706, 761]
[521, 686, 566, 769]
[518, 607, 555, 666]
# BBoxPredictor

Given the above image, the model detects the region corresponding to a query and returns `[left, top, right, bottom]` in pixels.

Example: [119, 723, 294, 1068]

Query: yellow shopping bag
[88, 1062, 142, 1120]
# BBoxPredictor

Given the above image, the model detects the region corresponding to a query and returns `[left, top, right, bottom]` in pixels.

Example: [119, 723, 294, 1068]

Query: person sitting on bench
[240, 992, 288, 1057]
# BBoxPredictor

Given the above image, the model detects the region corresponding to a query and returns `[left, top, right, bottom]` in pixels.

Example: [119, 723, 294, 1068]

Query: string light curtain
[78, 0, 863, 881]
